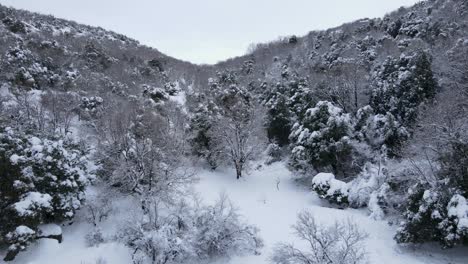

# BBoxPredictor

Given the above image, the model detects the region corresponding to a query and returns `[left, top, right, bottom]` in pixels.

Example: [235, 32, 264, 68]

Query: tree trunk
[4, 248, 19, 262]
[235, 162, 242, 179]
[354, 81, 359, 111]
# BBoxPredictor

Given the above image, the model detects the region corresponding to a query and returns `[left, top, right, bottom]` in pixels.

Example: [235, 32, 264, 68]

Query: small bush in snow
[142, 85, 168, 103]
[312, 173, 349, 206]
[270, 211, 368, 264]
[85, 191, 113, 227]
[85, 227, 105, 247]
[117, 202, 197, 264]
[117, 195, 262, 264]
[348, 163, 388, 214]
[265, 143, 282, 165]
[438, 141, 468, 196]
[367, 183, 390, 220]
[194, 194, 263, 258]
[355, 106, 409, 156]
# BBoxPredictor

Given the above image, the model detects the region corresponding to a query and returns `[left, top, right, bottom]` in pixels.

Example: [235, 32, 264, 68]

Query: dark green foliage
[370, 52, 437, 127]
[312, 178, 349, 206]
[2, 17, 27, 34]
[395, 183, 468, 248]
[439, 141, 468, 196]
[0, 129, 94, 261]
[355, 106, 409, 156]
[386, 19, 402, 38]
[188, 70, 255, 170]
[266, 95, 291, 146]
[189, 103, 220, 169]
[147, 58, 164, 72]
[395, 185, 446, 244]
[286, 78, 316, 119]
[241, 59, 255, 75]
[83, 43, 114, 70]
[288, 35, 298, 44]
[289, 101, 357, 177]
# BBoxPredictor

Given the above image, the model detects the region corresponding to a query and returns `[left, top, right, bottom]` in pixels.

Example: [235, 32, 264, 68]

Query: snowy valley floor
[7, 162, 468, 264]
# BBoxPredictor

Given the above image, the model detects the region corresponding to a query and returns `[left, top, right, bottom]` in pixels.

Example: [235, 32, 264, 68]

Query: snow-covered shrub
[311, 173, 349, 206]
[117, 203, 196, 264]
[395, 185, 468, 247]
[80, 96, 103, 118]
[348, 163, 387, 208]
[395, 186, 446, 245]
[270, 211, 368, 264]
[117, 195, 262, 264]
[265, 143, 282, 165]
[85, 192, 113, 227]
[289, 101, 357, 177]
[396, 140, 468, 246]
[368, 183, 391, 220]
[3, 226, 36, 261]
[85, 227, 105, 247]
[385, 19, 402, 38]
[15, 67, 36, 87]
[0, 128, 96, 261]
[194, 194, 263, 258]
[355, 106, 409, 155]
[438, 141, 468, 196]
[2, 17, 28, 34]
[442, 194, 468, 246]
[5, 44, 31, 62]
[142, 85, 168, 102]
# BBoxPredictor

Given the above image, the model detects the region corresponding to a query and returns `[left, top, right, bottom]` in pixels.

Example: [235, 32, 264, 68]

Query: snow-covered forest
[0, 0, 468, 263]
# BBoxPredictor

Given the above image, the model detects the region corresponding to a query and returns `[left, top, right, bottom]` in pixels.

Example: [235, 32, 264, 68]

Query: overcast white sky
[1, 0, 419, 64]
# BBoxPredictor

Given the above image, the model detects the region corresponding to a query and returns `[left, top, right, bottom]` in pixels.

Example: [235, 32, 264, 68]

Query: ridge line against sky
[0, 0, 420, 65]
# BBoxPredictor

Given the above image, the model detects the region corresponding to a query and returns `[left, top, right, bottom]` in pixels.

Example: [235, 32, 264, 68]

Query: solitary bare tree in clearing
[209, 72, 267, 179]
[211, 104, 266, 179]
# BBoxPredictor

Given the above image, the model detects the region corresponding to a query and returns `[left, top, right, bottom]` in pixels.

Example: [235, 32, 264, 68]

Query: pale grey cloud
[0, 0, 420, 64]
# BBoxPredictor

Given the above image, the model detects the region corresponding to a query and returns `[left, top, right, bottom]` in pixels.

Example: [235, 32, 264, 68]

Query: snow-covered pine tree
[0, 127, 95, 261]
[370, 52, 437, 127]
[289, 101, 357, 177]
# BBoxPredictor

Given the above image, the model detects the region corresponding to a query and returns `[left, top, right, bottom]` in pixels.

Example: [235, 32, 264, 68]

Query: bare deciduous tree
[96, 100, 195, 200]
[210, 104, 266, 179]
[270, 211, 368, 264]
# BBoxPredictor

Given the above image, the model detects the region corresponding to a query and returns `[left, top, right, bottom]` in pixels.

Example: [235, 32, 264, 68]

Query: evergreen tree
[189, 95, 220, 169]
[289, 101, 356, 177]
[0, 128, 95, 261]
[370, 52, 437, 127]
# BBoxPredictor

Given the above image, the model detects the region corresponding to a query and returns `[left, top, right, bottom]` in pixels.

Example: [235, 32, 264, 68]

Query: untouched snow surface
[195, 162, 468, 264]
[7, 162, 468, 264]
